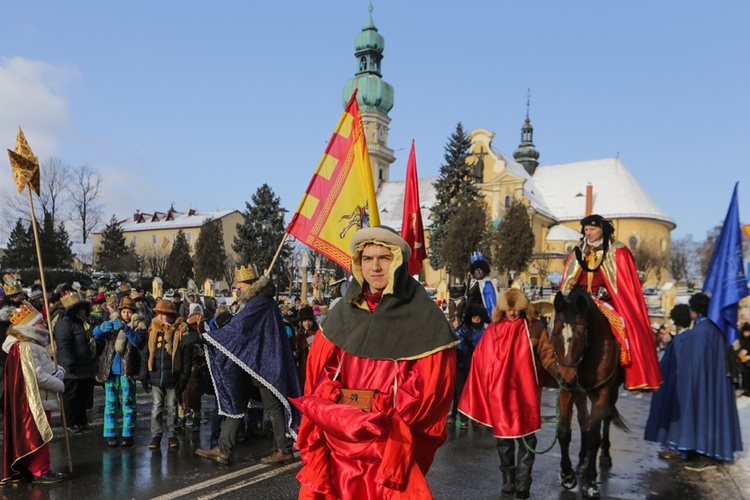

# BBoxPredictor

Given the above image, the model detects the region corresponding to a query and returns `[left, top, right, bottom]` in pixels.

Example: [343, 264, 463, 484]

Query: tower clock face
[378, 128, 385, 142]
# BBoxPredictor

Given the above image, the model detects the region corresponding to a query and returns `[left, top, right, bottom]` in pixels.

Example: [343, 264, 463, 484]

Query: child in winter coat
[93, 296, 147, 447]
[140, 299, 194, 450]
[1, 303, 66, 484]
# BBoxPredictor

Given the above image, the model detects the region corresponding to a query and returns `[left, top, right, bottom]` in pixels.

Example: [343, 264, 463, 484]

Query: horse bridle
[552, 320, 588, 369]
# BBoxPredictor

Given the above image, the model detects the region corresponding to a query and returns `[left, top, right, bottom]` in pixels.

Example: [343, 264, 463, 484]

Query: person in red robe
[291, 226, 458, 499]
[1, 302, 66, 484]
[458, 288, 559, 499]
[560, 214, 662, 391]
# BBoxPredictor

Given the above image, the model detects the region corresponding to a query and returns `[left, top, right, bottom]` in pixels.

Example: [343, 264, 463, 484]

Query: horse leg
[582, 399, 605, 499]
[574, 393, 589, 475]
[599, 415, 612, 468]
[557, 390, 577, 490]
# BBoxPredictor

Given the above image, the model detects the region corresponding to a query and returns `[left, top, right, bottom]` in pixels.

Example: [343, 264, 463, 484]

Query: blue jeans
[104, 375, 136, 438]
[150, 386, 177, 438]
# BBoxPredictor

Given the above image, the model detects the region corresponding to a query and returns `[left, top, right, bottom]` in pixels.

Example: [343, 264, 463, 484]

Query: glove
[110, 319, 122, 331]
[54, 367, 66, 380]
[100, 321, 113, 333]
[142, 380, 151, 392]
[174, 380, 187, 395]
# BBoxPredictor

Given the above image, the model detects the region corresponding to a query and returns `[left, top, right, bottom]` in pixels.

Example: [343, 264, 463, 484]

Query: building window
[131, 235, 138, 246]
[504, 196, 511, 208]
[152, 234, 157, 245]
[628, 235, 639, 250]
[186, 232, 192, 243]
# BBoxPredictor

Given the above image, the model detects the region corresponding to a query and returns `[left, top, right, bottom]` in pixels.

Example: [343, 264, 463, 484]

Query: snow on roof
[98, 209, 239, 234]
[546, 224, 582, 242]
[532, 158, 675, 226]
[490, 146, 556, 220]
[376, 177, 437, 231]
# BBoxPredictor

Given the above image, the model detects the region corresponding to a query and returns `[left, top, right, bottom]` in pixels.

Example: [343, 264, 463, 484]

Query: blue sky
[1, 1, 748, 246]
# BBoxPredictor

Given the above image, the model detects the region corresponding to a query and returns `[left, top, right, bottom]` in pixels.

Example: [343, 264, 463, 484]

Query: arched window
[628, 235, 639, 250]
[504, 195, 511, 208]
[359, 56, 367, 71]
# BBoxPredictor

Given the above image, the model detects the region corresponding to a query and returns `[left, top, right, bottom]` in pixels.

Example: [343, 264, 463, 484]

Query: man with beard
[196, 264, 300, 465]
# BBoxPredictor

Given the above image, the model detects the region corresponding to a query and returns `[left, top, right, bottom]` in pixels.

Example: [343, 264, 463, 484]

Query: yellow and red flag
[400, 140, 426, 276]
[287, 90, 380, 271]
[7, 127, 41, 195]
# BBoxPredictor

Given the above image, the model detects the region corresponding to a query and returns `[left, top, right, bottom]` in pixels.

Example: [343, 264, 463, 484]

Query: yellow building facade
[91, 208, 243, 267]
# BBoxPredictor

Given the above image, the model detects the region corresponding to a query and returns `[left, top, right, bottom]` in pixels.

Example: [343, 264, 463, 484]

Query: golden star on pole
[6, 127, 40, 195]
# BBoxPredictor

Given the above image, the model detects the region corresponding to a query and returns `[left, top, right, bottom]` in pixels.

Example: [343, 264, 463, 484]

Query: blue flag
[703, 182, 749, 347]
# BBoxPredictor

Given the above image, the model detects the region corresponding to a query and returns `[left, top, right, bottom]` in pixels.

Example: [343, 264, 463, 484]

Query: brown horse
[551, 287, 627, 499]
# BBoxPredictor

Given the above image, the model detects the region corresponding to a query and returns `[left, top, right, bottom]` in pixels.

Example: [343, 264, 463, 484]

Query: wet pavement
[0, 387, 745, 499]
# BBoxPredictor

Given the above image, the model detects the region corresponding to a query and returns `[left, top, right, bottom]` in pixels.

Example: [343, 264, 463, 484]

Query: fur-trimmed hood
[237, 275, 271, 307]
[3, 324, 50, 354]
[492, 289, 537, 323]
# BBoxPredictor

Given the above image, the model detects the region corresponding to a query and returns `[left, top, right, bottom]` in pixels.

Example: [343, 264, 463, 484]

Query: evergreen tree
[52, 219, 74, 269]
[429, 122, 480, 269]
[232, 183, 291, 275]
[193, 218, 227, 284]
[441, 199, 488, 277]
[96, 215, 129, 272]
[1, 219, 35, 269]
[489, 198, 535, 277]
[164, 229, 194, 288]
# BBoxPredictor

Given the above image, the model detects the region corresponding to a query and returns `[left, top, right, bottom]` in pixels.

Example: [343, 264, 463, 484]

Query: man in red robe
[458, 288, 559, 499]
[561, 214, 662, 391]
[291, 226, 457, 499]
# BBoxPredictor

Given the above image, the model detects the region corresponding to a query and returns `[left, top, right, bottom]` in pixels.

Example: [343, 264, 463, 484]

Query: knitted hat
[172, 291, 182, 299]
[27, 288, 44, 302]
[92, 292, 107, 305]
[154, 298, 177, 316]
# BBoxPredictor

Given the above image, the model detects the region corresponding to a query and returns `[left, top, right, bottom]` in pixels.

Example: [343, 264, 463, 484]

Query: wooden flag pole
[27, 188, 74, 473]
[265, 232, 290, 277]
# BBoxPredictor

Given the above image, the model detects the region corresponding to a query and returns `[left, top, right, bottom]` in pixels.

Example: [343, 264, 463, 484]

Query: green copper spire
[342, 4, 393, 115]
[513, 89, 540, 176]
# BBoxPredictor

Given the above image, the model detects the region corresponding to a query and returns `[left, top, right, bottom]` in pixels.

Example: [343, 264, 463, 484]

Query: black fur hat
[579, 214, 615, 242]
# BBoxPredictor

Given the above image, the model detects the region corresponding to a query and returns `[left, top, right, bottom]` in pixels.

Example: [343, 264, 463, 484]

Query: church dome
[355, 16, 384, 53]
[343, 75, 394, 114]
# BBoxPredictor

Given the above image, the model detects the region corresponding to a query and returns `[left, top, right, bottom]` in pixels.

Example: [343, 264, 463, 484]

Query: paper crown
[9, 302, 43, 327]
[120, 283, 132, 292]
[2, 281, 23, 296]
[60, 291, 84, 309]
[98, 286, 108, 293]
[106, 293, 118, 305]
[234, 264, 258, 283]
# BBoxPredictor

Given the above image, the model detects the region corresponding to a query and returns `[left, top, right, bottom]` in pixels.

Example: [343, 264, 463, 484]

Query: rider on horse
[561, 214, 662, 392]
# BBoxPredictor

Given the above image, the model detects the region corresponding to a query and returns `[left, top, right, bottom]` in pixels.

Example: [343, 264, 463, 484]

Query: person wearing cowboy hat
[53, 291, 100, 433]
[93, 296, 147, 447]
[561, 214, 662, 392]
[196, 264, 300, 466]
[459, 288, 560, 499]
[140, 298, 193, 450]
[290, 226, 458, 498]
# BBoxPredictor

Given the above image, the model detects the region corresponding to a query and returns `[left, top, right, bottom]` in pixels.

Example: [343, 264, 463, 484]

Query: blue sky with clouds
[1, 1, 748, 245]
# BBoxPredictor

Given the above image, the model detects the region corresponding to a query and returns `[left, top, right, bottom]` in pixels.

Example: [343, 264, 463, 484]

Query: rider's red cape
[563, 245, 663, 390]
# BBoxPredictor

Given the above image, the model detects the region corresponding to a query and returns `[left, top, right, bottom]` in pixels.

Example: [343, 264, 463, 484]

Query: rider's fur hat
[469, 251, 490, 275]
[492, 288, 536, 323]
[579, 214, 615, 242]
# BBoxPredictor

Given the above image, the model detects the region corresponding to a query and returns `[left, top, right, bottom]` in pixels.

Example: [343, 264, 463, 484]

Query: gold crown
[2, 281, 23, 296]
[106, 293, 118, 305]
[98, 286, 108, 293]
[9, 302, 43, 327]
[234, 264, 259, 283]
[60, 291, 83, 309]
[120, 283, 132, 292]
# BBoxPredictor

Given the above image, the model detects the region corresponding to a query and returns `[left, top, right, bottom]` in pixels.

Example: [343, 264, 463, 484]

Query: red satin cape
[2, 342, 49, 481]
[458, 319, 541, 438]
[291, 333, 455, 499]
[563, 247, 663, 390]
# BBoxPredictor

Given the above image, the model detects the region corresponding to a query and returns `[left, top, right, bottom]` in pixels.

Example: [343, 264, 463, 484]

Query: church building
[343, 7, 675, 288]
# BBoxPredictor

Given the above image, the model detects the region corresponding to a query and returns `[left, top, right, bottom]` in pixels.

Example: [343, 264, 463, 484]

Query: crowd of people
[0, 215, 746, 498]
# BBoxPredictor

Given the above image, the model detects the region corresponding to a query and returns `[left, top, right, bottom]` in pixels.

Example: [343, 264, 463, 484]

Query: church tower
[342, 4, 395, 187]
[513, 91, 540, 176]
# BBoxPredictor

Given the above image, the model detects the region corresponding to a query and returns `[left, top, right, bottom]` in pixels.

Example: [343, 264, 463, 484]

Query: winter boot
[496, 438, 516, 495]
[515, 434, 536, 499]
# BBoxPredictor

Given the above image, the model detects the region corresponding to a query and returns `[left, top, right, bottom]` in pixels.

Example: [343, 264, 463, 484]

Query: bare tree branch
[69, 165, 104, 244]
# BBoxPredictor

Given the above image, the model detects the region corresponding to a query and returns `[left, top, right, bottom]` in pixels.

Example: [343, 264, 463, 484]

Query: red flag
[286, 90, 380, 271]
[400, 140, 426, 276]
